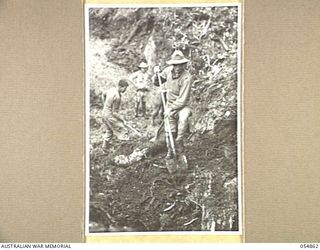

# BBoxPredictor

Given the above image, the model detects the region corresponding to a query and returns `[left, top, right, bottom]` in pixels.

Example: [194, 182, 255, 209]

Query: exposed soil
[89, 113, 238, 232]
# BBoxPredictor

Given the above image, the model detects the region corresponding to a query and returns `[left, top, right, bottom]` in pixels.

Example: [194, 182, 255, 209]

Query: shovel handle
[124, 123, 142, 137]
[157, 72, 176, 155]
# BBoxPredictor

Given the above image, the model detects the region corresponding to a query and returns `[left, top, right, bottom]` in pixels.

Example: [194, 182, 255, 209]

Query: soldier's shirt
[129, 70, 150, 90]
[102, 87, 121, 116]
[159, 67, 193, 111]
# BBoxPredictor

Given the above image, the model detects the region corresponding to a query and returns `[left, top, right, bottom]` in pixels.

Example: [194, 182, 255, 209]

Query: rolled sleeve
[170, 75, 193, 110]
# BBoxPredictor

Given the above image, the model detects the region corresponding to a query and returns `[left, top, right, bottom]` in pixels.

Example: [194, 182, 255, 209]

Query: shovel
[124, 123, 143, 137]
[157, 72, 176, 156]
[156, 72, 188, 172]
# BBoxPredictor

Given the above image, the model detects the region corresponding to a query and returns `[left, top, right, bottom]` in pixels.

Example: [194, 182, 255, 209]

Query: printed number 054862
[300, 244, 319, 249]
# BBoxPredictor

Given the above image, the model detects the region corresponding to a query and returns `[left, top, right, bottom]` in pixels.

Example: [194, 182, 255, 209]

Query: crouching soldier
[153, 50, 193, 159]
[128, 62, 151, 118]
[101, 79, 129, 148]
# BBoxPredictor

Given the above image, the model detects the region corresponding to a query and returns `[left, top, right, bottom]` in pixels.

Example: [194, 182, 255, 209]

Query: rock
[89, 222, 107, 233]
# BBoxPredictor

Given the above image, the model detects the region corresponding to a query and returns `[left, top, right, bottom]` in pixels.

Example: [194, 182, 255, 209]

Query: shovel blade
[165, 154, 188, 174]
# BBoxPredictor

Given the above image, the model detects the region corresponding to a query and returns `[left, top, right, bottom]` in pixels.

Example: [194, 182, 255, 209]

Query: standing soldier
[153, 50, 193, 158]
[129, 62, 151, 118]
[101, 79, 129, 148]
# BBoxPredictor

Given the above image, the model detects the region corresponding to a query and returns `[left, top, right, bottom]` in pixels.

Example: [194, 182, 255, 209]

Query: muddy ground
[89, 106, 238, 232]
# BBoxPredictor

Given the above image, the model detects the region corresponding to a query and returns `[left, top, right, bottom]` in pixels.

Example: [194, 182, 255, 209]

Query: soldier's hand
[153, 65, 160, 74]
[164, 108, 172, 117]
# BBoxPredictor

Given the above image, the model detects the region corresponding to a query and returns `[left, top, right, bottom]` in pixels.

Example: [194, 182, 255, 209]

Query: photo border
[84, 1, 243, 242]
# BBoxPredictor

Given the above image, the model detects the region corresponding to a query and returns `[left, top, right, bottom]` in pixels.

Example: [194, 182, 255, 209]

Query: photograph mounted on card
[85, 0, 242, 242]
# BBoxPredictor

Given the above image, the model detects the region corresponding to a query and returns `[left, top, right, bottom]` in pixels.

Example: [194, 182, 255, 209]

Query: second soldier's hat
[138, 62, 149, 68]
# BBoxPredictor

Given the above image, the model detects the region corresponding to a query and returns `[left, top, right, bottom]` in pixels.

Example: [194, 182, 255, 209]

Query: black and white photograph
[85, 3, 242, 234]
